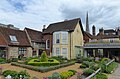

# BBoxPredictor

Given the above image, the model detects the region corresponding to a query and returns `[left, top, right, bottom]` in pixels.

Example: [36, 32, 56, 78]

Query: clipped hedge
[60, 71, 74, 79]
[11, 61, 75, 73]
[28, 59, 60, 66]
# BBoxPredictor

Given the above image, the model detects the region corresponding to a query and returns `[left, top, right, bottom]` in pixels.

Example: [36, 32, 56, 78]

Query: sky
[0, 0, 120, 33]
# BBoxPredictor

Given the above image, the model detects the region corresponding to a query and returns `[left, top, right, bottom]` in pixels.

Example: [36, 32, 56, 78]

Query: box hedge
[28, 59, 60, 66]
[11, 61, 75, 73]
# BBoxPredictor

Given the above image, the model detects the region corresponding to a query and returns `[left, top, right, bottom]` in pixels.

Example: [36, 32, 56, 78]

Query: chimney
[86, 12, 90, 33]
[42, 25, 46, 32]
[92, 25, 96, 36]
[99, 27, 104, 35]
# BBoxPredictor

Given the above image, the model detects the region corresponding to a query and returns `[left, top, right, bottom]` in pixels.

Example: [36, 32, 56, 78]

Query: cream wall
[53, 31, 69, 58]
[70, 22, 84, 59]
[53, 22, 84, 59]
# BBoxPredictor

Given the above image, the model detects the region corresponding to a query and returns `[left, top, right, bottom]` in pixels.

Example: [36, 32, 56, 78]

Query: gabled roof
[43, 18, 84, 34]
[83, 31, 93, 39]
[25, 27, 43, 43]
[0, 26, 31, 47]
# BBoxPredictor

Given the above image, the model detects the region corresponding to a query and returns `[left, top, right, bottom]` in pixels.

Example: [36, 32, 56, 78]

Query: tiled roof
[25, 28, 43, 42]
[0, 26, 31, 46]
[104, 29, 116, 33]
[83, 31, 93, 38]
[43, 18, 83, 34]
[93, 35, 119, 39]
[0, 31, 7, 46]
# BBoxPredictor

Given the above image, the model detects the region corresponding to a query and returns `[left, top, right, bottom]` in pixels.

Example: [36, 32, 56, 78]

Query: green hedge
[11, 61, 75, 73]
[28, 59, 60, 66]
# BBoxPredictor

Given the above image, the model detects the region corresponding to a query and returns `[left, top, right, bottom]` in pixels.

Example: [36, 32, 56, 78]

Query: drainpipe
[70, 33, 71, 60]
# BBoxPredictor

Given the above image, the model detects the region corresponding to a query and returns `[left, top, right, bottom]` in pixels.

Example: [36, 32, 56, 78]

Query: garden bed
[11, 61, 75, 73]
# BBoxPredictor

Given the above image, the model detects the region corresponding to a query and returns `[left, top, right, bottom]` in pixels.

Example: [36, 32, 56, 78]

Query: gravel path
[108, 64, 120, 79]
[0, 63, 82, 79]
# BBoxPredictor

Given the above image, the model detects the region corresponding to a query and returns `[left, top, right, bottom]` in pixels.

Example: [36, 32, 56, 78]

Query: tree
[40, 51, 48, 62]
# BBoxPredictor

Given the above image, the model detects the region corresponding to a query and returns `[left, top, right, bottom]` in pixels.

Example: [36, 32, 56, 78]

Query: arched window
[46, 39, 50, 49]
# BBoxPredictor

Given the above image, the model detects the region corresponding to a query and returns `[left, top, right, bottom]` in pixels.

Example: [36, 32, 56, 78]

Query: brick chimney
[42, 25, 46, 32]
[92, 25, 96, 36]
[99, 27, 104, 35]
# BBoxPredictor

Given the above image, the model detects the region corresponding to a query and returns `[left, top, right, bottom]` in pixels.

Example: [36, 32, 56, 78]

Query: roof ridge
[25, 27, 42, 33]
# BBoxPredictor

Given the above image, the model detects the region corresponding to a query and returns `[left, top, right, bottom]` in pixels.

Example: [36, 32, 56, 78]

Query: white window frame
[46, 39, 50, 49]
[62, 48, 68, 58]
[61, 32, 68, 44]
[56, 34, 60, 44]
[56, 48, 60, 56]
[9, 35, 17, 42]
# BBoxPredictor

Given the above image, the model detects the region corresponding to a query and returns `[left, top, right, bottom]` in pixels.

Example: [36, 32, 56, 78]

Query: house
[24, 28, 45, 57]
[0, 26, 32, 59]
[84, 27, 120, 62]
[43, 18, 84, 59]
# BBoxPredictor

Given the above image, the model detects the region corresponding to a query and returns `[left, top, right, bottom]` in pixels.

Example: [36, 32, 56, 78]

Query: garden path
[0, 63, 82, 79]
[108, 64, 120, 79]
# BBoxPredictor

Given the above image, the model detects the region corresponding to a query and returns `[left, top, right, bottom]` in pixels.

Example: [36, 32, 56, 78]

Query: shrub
[83, 69, 94, 76]
[52, 72, 61, 79]
[96, 73, 108, 79]
[91, 73, 108, 79]
[11, 58, 18, 62]
[3, 70, 18, 78]
[18, 70, 30, 78]
[68, 70, 77, 75]
[101, 58, 109, 63]
[0, 58, 6, 63]
[82, 61, 90, 67]
[105, 62, 118, 74]
[80, 64, 87, 68]
[60, 72, 71, 79]
[90, 65, 100, 71]
[82, 57, 94, 62]
[40, 51, 48, 62]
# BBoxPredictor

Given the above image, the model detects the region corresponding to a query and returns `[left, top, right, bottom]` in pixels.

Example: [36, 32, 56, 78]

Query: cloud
[0, 0, 120, 33]
[60, 0, 120, 33]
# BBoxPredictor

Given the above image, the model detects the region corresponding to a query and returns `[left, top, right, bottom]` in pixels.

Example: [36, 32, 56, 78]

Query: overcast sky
[0, 0, 120, 33]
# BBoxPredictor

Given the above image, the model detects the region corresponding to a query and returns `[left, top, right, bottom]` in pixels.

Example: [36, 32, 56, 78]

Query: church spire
[86, 12, 90, 33]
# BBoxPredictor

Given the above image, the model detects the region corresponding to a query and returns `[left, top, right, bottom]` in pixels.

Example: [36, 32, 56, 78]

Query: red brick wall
[43, 34, 53, 56]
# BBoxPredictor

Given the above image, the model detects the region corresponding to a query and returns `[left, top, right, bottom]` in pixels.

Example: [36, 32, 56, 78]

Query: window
[62, 48, 67, 58]
[56, 34, 60, 43]
[46, 40, 50, 49]
[62, 33, 68, 44]
[18, 48, 26, 55]
[9, 35, 17, 42]
[56, 48, 60, 55]
[109, 39, 113, 43]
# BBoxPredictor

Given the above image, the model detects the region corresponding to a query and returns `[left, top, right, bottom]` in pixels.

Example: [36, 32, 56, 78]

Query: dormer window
[9, 35, 17, 42]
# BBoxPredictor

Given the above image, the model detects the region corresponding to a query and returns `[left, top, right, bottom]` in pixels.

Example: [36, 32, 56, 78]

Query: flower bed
[47, 70, 77, 79]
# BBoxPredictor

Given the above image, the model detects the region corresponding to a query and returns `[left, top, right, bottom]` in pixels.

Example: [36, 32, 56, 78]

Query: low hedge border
[11, 61, 75, 73]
